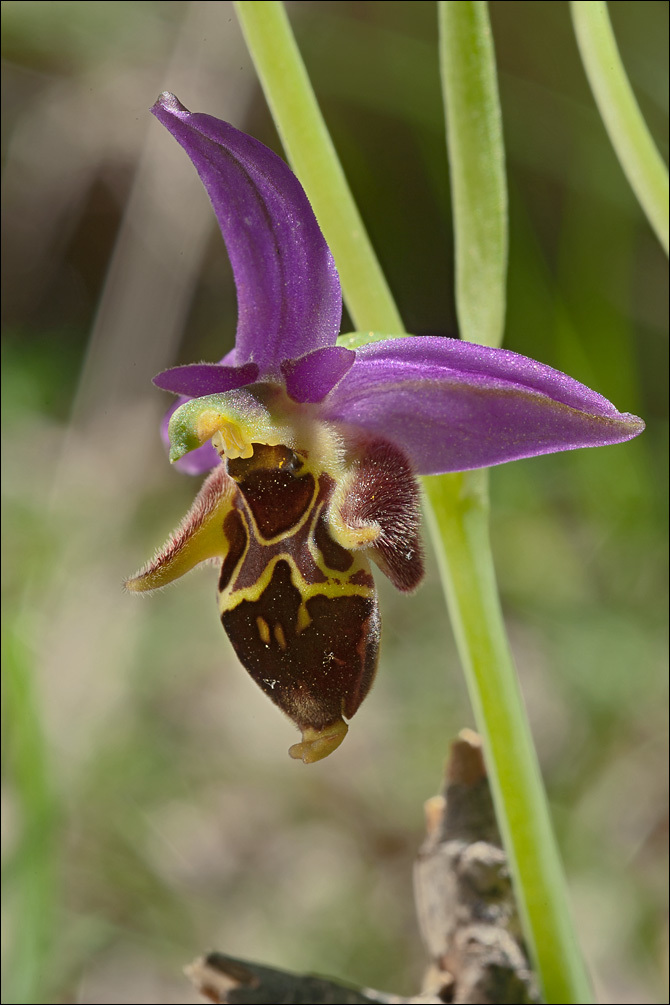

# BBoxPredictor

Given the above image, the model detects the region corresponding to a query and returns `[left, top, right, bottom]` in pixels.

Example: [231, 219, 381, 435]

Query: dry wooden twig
[186, 952, 442, 1005]
[186, 729, 541, 1005]
[414, 729, 541, 1004]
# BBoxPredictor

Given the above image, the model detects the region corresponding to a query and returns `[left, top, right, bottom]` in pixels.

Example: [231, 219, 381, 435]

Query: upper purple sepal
[151, 93, 342, 380]
[317, 336, 645, 474]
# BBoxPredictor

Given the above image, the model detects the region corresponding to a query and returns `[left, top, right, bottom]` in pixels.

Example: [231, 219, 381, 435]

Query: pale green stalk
[423, 467, 593, 1003]
[235, 2, 591, 1000]
[436, 4, 592, 1001]
[571, 1, 669, 255]
[439, 0, 507, 348]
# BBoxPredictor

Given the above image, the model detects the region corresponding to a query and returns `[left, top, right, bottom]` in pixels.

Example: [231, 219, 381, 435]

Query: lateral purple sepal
[281, 346, 356, 403]
[153, 361, 259, 397]
[318, 336, 645, 474]
[151, 93, 342, 378]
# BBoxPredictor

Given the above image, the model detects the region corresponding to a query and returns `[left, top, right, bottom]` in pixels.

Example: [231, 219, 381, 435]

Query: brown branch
[186, 952, 443, 1005]
[413, 729, 541, 1004]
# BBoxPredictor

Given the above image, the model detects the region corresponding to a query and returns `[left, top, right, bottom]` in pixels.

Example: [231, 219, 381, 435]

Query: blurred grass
[1, 2, 667, 1004]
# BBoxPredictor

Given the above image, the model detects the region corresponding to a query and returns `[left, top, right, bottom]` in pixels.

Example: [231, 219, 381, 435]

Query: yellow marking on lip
[296, 605, 312, 633]
[218, 552, 375, 616]
[217, 480, 376, 624]
[256, 616, 271, 645]
[273, 623, 287, 650]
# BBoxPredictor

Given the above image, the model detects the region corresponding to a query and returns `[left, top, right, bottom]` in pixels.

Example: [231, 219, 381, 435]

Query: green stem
[571, 1, 669, 255]
[439, 0, 507, 348]
[423, 470, 593, 1003]
[235, 2, 592, 1000]
[234, 1, 403, 334]
[436, 5, 592, 999]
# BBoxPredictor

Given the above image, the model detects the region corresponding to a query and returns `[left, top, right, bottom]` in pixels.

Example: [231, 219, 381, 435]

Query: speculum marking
[221, 560, 379, 731]
[219, 443, 382, 739]
[218, 509, 247, 592]
[228, 444, 315, 540]
[256, 615, 271, 646]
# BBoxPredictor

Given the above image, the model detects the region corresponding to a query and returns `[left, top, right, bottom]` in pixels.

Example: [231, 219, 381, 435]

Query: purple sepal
[172, 440, 221, 475]
[153, 361, 259, 397]
[151, 93, 342, 379]
[319, 337, 645, 475]
[281, 346, 356, 403]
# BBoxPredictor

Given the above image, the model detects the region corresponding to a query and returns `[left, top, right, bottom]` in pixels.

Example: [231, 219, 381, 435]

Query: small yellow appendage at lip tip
[288, 719, 349, 764]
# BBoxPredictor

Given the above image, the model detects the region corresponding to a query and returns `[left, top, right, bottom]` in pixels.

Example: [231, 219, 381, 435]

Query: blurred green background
[2, 2, 667, 1003]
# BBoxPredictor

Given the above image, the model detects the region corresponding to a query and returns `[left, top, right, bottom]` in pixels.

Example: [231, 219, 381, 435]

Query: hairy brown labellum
[127, 432, 424, 762]
[223, 444, 380, 762]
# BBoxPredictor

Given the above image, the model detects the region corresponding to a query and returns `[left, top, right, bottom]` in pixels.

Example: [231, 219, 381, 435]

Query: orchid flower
[127, 92, 644, 764]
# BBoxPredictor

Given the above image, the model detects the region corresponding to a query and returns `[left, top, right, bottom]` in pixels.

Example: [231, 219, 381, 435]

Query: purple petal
[160, 398, 220, 475]
[318, 337, 645, 474]
[281, 346, 356, 403]
[151, 93, 342, 378]
[153, 361, 259, 397]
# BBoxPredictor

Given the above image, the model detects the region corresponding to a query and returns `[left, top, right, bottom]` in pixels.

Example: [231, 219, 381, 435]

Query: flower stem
[235, 2, 592, 1000]
[438, 0, 507, 348]
[571, 0, 669, 255]
[234, 1, 403, 334]
[423, 470, 593, 1003]
[438, 6, 592, 999]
